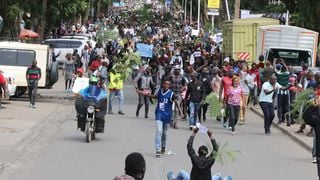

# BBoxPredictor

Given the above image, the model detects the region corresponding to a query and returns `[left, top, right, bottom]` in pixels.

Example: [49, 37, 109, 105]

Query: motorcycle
[76, 91, 107, 143]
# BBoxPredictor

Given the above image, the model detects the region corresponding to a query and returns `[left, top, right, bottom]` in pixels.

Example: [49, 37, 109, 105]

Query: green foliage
[110, 52, 142, 81]
[210, 142, 241, 165]
[96, 27, 119, 42]
[204, 92, 223, 118]
[287, 88, 314, 124]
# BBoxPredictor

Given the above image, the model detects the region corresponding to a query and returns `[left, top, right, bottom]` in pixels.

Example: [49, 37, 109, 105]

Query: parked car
[2, 71, 17, 98]
[44, 38, 96, 66]
[0, 41, 59, 97]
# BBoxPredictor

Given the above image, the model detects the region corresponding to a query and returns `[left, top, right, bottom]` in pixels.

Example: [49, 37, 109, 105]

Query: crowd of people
[16, 6, 320, 179]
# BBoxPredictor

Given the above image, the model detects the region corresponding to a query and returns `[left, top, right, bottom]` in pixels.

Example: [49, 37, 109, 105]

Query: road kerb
[250, 107, 312, 152]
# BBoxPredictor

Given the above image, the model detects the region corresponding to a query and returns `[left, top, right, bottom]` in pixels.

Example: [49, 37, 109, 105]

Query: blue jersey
[155, 89, 174, 123]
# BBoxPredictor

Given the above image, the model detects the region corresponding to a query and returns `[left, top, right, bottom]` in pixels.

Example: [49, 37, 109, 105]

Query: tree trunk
[234, 0, 240, 19]
[38, 0, 47, 40]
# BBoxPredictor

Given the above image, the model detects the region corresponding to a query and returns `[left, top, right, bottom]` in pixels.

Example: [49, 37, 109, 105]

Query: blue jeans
[108, 89, 124, 112]
[167, 170, 227, 180]
[189, 102, 201, 126]
[155, 120, 169, 152]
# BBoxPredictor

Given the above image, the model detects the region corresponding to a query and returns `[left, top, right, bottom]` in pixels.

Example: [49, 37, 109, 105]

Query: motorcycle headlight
[87, 106, 95, 113]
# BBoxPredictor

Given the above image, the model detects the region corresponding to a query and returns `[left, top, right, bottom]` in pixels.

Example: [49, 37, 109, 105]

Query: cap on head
[77, 68, 84, 74]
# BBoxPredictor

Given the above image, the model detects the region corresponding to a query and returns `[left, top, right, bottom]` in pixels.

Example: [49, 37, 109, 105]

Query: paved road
[3, 83, 318, 180]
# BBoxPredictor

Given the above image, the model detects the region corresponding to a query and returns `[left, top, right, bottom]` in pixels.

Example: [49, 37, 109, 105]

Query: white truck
[257, 25, 319, 72]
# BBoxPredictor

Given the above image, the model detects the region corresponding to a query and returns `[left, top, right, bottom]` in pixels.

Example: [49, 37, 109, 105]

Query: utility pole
[197, 0, 200, 31]
[190, 0, 192, 24]
[225, 0, 231, 20]
[234, 0, 240, 19]
[184, 0, 187, 23]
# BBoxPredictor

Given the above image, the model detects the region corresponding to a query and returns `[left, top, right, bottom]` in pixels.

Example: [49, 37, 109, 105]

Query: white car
[2, 72, 17, 97]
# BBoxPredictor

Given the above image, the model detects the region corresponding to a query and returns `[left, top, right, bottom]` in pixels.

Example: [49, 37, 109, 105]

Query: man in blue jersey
[138, 80, 183, 157]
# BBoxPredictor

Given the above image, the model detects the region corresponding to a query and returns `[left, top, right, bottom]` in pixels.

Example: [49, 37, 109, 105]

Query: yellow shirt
[108, 72, 123, 90]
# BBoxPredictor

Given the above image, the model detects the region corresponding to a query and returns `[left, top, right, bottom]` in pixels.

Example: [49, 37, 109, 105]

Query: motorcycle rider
[76, 76, 108, 133]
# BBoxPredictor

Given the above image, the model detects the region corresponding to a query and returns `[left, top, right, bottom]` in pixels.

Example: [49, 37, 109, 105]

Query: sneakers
[265, 131, 271, 136]
[231, 131, 236, 135]
[118, 111, 125, 115]
[223, 123, 227, 128]
[29, 104, 36, 108]
[108, 111, 114, 114]
[161, 147, 166, 154]
[313, 157, 317, 163]
[156, 151, 161, 158]
[167, 171, 176, 180]
[189, 126, 193, 130]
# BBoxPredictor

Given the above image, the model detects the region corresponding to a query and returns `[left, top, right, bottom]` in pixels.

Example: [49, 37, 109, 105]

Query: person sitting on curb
[167, 128, 223, 180]
[114, 152, 146, 180]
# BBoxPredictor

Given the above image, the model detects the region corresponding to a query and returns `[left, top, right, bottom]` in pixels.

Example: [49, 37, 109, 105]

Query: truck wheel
[49, 62, 59, 86]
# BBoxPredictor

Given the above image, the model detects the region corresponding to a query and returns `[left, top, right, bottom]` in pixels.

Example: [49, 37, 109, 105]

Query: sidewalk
[250, 106, 313, 151]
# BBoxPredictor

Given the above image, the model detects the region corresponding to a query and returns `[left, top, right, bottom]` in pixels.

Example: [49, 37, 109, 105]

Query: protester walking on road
[63, 53, 76, 92]
[134, 67, 154, 118]
[227, 76, 244, 135]
[114, 152, 146, 180]
[259, 75, 281, 135]
[138, 80, 182, 158]
[185, 72, 204, 130]
[219, 70, 234, 128]
[109, 71, 125, 115]
[169, 66, 187, 128]
[26, 60, 41, 108]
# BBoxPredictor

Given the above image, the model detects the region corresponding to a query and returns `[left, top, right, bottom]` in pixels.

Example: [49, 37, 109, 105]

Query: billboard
[208, 0, 220, 9]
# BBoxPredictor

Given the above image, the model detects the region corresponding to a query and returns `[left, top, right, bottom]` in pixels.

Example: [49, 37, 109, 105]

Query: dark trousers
[303, 106, 320, 179]
[223, 102, 230, 124]
[227, 104, 240, 132]
[259, 102, 275, 133]
[136, 94, 149, 117]
[277, 93, 290, 123]
[198, 103, 209, 121]
[28, 81, 38, 105]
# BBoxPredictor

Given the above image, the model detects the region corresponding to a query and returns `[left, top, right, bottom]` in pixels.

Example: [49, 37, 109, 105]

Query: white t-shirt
[259, 81, 281, 103]
[72, 77, 89, 94]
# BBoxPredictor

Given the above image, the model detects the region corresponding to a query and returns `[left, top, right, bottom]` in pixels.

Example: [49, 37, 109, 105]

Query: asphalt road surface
[4, 84, 318, 180]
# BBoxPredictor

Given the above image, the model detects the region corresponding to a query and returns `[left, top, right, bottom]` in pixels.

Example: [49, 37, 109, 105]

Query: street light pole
[197, 0, 200, 31]
[184, 0, 187, 23]
[190, 0, 192, 24]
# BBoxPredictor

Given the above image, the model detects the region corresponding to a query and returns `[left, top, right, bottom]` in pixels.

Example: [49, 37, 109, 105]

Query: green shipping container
[222, 18, 279, 64]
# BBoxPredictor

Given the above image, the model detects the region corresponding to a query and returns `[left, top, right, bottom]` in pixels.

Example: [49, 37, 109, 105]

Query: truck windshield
[267, 49, 311, 66]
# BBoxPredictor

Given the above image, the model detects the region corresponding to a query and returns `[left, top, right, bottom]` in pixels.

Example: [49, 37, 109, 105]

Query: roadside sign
[208, 0, 220, 9]
[207, 9, 219, 16]
[237, 52, 250, 60]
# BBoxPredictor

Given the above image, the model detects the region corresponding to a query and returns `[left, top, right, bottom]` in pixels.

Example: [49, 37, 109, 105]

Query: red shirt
[0, 73, 6, 84]
[222, 76, 232, 101]
[257, 62, 265, 69]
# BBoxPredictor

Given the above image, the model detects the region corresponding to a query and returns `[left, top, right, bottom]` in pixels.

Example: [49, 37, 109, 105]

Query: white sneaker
[228, 126, 232, 130]
[31, 105, 36, 109]
[313, 157, 317, 163]
[29, 104, 32, 107]
[231, 131, 236, 135]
